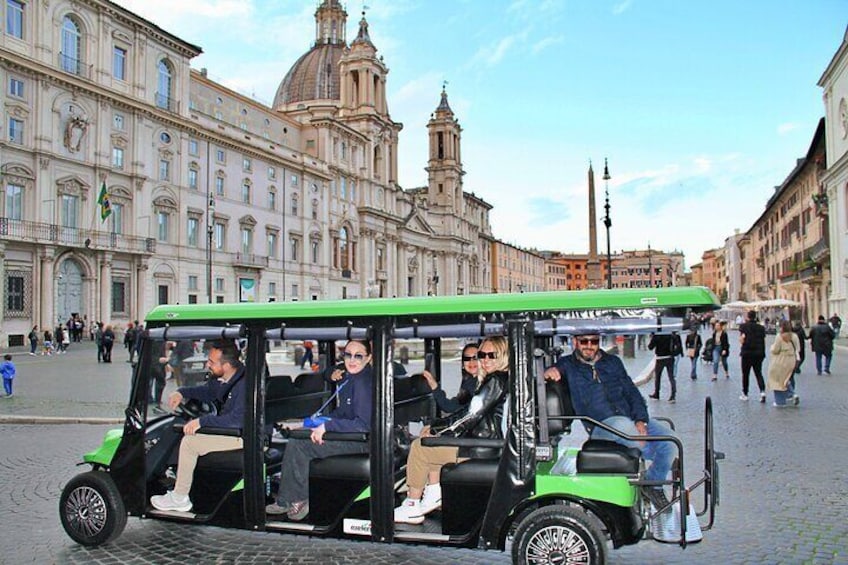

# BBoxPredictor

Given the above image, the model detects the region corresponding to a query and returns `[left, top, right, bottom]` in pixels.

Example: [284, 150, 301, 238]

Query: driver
[544, 332, 677, 511]
[150, 339, 245, 512]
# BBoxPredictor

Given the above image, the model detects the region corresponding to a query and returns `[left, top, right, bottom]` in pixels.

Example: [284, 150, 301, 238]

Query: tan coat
[767, 332, 799, 392]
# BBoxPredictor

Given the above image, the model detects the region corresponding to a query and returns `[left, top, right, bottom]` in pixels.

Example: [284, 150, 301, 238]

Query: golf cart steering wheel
[175, 398, 217, 420]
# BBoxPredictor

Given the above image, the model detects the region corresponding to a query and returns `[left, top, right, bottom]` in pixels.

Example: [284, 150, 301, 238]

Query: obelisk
[586, 161, 601, 287]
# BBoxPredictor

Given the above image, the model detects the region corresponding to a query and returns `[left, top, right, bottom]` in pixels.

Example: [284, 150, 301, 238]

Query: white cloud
[777, 122, 800, 135]
[612, 0, 634, 15]
[531, 35, 564, 55]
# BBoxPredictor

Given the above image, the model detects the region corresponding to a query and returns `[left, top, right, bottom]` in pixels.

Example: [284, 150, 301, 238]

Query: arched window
[156, 60, 174, 110]
[338, 226, 348, 270]
[61, 16, 81, 74]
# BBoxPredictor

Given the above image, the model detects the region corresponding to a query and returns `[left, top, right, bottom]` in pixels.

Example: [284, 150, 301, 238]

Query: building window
[376, 246, 384, 271]
[241, 182, 251, 203]
[187, 217, 199, 246]
[113, 46, 127, 80]
[269, 281, 277, 297]
[216, 147, 225, 163]
[112, 146, 124, 169]
[291, 284, 299, 300]
[188, 275, 198, 291]
[268, 166, 276, 180]
[60, 16, 82, 75]
[268, 190, 276, 210]
[6, 0, 23, 39]
[290, 174, 298, 187]
[241, 228, 253, 254]
[188, 168, 198, 189]
[290, 236, 300, 262]
[214, 222, 225, 250]
[215, 277, 224, 292]
[189, 138, 198, 155]
[188, 294, 198, 304]
[291, 194, 298, 215]
[111, 203, 123, 235]
[8, 77, 23, 98]
[159, 159, 170, 181]
[113, 113, 124, 130]
[157, 211, 170, 242]
[156, 60, 174, 110]
[311, 238, 319, 264]
[215, 176, 224, 196]
[8, 118, 23, 144]
[6, 273, 25, 313]
[61, 194, 78, 228]
[243, 157, 251, 171]
[267, 232, 277, 259]
[111, 280, 126, 314]
[157, 284, 169, 305]
[5, 183, 23, 220]
[312, 199, 318, 219]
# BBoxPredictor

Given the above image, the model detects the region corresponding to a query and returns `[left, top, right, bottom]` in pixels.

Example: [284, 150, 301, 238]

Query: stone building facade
[0, 0, 493, 346]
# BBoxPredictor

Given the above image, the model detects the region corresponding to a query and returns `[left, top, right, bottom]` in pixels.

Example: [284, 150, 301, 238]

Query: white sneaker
[394, 498, 425, 524]
[150, 491, 192, 512]
[420, 483, 442, 515]
[739, 394, 748, 401]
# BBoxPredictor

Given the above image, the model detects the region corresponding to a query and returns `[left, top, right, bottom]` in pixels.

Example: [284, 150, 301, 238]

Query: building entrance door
[57, 259, 84, 326]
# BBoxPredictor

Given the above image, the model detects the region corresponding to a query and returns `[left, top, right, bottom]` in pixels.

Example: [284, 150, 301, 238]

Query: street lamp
[647, 242, 653, 288]
[206, 192, 215, 304]
[602, 158, 612, 289]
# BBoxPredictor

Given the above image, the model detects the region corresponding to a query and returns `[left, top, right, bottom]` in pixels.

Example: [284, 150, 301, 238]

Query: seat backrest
[294, 372, 325, 393]
[545, 380, 576, 436]
[394, 374, 435, 426]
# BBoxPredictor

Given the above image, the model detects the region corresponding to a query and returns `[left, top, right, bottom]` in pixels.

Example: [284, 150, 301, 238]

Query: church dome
[273, 43, 343, 108]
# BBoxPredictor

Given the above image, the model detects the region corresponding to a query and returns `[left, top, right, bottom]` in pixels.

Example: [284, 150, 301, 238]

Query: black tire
[59, 470, 127, 546]
[512, 505, 608, 565]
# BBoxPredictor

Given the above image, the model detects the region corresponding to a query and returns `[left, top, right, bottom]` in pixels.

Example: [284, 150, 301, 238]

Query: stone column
[99, 253, 112, 325]
[40, 250, 55, 330]
[136, 259, 149, 323]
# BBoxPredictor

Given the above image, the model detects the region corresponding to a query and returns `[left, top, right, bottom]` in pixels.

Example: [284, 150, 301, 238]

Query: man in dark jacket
[647, 333, 682, 402]
[810, 315, 836, 375]
[738, 310, 767, 402]
[544, 333, 677, 510]
[150, 340, 245, 512]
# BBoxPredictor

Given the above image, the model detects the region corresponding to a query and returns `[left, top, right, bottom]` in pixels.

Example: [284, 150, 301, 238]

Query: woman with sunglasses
[394, 336, 509, 525]
[422, 342, 480, 414]
[266, 340, 373, 521]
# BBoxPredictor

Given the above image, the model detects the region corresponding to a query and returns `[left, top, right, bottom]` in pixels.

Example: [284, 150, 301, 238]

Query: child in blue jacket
[1, 354, 16, 397]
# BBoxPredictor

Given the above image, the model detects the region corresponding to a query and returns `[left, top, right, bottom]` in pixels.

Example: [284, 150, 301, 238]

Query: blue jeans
[712, 348, 728, 376]
[591, 416, 677, 483]
[2, 377, 12, 395]
[814, 351, 832, 374]
[773, 385, 795, 405]
[690, 357, 698, 379]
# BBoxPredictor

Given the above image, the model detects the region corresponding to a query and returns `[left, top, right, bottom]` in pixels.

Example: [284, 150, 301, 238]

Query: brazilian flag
[97, 181, 111, 222]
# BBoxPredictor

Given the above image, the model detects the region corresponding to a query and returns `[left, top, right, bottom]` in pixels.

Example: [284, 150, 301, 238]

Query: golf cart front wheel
[512, 505, 607, 565]
[60, 470, 127, 546]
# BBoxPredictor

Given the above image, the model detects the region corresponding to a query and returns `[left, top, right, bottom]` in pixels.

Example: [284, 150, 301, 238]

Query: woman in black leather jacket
[394, 336, 509, 525]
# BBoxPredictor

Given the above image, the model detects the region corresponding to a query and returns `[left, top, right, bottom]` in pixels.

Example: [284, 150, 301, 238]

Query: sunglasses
[342, 351, 368, 361]
[577, 337, 601, 346]
[461, 355, 478, 362]
[477, 351, 498, 359]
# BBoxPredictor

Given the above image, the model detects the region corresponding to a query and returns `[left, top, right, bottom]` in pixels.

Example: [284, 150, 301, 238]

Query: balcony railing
[58, 52, 91, 78]
[233, 252, 269, 268]
[155, 92, 178, 112]
[807, 237, 830, 263]
[0, 217, 155, 254]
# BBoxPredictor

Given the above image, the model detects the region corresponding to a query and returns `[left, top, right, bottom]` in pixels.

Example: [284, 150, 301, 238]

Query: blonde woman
[768, 321, 800, 407]
[394, 336, 509, 524]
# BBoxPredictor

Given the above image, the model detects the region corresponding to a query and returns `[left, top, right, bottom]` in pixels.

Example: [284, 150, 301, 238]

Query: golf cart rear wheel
[60, 470, 127, 546]
[513, 505, 607, 565]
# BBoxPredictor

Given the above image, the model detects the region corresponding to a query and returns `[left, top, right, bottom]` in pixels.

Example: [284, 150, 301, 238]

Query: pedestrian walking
[0, 354, 15, 397]
[60, 326, 71, 353]
[685, 326, 703, 379]
[711, 320, 730, 380]
[829, 313, 842, 338]
[42, 329, 54, 355]
[648, 332, 681, 403]
[124, 322, 137, 363]
[738, 310, 767, 403]
[94, 322, 104, 362]
[809, 315, 835, 375]
[101, 325, 116, 363]
[300, 340, 314, 370]
[768, 321, 800, 407]
[28, 325, 39, 355]
[793, 321, 807, 374]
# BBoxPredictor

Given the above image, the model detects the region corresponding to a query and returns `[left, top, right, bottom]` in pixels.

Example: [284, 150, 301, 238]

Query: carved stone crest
[63, 114, 89, 153]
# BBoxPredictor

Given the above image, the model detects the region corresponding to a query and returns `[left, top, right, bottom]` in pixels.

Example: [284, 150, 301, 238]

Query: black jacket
[430, 370, 508, 458]
[739, 321, 766, 358]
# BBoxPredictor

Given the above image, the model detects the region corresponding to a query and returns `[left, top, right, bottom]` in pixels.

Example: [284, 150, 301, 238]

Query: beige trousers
[405, 437, 464, 491]
[174, 434, 243, 496]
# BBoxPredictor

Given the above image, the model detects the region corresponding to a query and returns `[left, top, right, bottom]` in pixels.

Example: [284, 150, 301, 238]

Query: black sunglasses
[461, 355, 478, 362]
[477, 351, 498, 359]
[577, 337, 601, 345]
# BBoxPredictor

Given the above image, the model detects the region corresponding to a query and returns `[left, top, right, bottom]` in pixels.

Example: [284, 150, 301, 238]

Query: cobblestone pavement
[1, 334, 848, 563]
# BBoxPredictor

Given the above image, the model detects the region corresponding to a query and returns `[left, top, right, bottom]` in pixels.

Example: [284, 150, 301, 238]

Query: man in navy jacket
[150, 340, 245, 512]
[544, 333, 677, 509]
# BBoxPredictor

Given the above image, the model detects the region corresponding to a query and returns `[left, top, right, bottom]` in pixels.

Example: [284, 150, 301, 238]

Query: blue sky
[114, 0, 847, 268]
